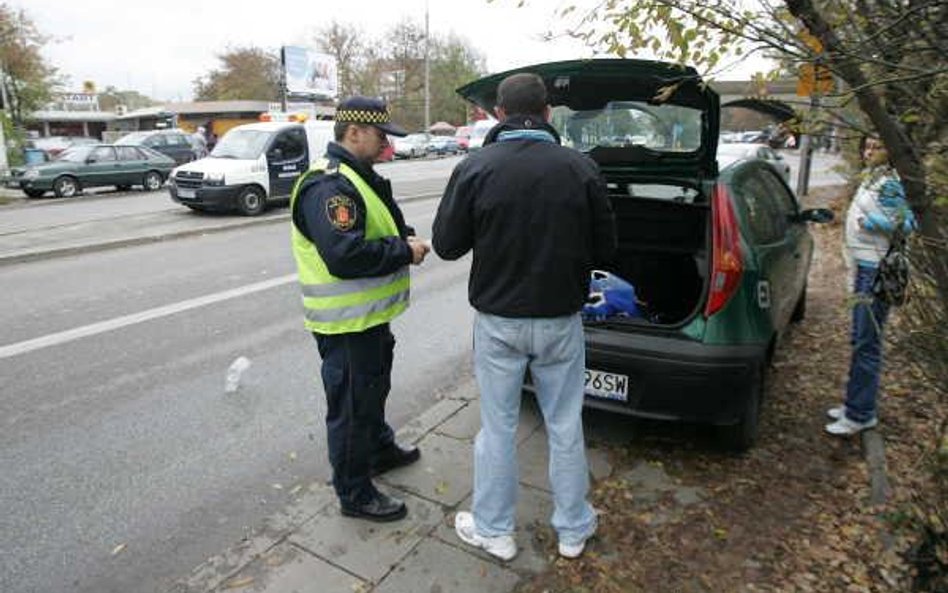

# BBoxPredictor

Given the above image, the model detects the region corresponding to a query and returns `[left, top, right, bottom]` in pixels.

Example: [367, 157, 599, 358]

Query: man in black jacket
[432, 73, 616, 560]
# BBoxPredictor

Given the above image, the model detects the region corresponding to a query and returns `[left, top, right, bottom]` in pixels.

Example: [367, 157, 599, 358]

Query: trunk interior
[598, 184, 710, 326]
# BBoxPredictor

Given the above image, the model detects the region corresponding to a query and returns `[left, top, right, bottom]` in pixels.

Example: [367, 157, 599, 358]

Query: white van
[169, 120, 334, 215]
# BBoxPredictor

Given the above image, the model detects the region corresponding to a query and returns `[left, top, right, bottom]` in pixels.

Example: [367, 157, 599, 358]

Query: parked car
[458, 59, 832, 449]
[466, 119, 496, 152]
[116, 130, 198, 165]
[717, 142, 791, 182]
[12, 144, 175, 198]
[393, 133, 430, 159]
[427, 135, 461, 156]
[26, 135, 99, 158]
[454, 126, 472, 152]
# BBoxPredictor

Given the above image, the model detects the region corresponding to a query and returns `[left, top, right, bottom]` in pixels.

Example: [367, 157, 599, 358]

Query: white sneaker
[825, 415, 878, 436]
[558, 518, 598, 559]
[454, 511, 517, 561]
[826, 405, 845, 420]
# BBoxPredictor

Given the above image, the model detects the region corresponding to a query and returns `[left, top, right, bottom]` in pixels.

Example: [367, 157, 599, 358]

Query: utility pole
[424, 0, 430, 133]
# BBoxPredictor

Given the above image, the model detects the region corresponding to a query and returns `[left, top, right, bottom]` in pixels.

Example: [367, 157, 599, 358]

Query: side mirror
[797, 208, 834, 224]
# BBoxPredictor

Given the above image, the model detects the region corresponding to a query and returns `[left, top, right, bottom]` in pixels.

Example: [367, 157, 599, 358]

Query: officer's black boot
[340, 490, 408, 522]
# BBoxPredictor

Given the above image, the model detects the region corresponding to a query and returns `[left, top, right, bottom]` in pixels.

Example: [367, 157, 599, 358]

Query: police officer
[290, 96, 430, 522]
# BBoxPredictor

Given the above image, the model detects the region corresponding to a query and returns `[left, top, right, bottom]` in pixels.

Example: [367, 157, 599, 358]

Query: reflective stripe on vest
[290, 160, 410, 334]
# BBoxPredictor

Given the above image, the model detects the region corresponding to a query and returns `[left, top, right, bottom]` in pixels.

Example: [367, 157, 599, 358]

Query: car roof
[227, 122, 303, 133]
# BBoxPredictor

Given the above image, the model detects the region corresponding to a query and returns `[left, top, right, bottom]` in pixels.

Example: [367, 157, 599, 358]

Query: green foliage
[96, 86, 157, 112]
[0, 3, 60, 125]
[1, 109, 24, 167]
[192, 46, 282, 101]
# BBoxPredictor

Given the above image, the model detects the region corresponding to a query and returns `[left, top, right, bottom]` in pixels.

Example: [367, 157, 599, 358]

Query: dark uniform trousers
[313, 323, 396, 504]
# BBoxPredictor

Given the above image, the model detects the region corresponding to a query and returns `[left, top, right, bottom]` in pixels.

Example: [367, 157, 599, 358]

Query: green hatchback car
[13, 144, 176, 198]
[458, 60, 832, 449]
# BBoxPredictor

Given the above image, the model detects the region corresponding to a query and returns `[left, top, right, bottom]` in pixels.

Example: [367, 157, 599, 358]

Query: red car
[454, 126, 471, 152]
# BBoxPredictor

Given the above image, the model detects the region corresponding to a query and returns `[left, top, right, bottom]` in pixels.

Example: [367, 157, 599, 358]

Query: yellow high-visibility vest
[290, 160, 409, 334]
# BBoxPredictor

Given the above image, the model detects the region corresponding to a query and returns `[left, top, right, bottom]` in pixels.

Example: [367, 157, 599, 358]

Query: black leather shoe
[370, 443, 421, 476]
[340, 491, 408, 522]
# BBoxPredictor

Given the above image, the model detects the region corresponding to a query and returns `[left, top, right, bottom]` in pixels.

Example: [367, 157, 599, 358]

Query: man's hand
[407, 236, 431, 265]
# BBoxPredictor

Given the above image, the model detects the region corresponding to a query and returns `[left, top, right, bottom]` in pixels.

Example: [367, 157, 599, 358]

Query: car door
[759, 168, 812, 321]
[83, 146, 120, 189]
[266, 127, 307, 198]
[732, 165, 798, 331]
[166, 133, 194, 164]
[116, 146, 146, 185]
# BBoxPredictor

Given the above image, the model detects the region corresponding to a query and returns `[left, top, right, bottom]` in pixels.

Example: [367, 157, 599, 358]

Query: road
[0, 150, 846, 593]
[0, 156, 470, 593]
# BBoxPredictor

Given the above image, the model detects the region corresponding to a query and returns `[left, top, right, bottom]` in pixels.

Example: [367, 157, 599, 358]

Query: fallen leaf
[223, 576, 255, 589]
[111, 543, 127, 556]
[435, 480, 448, 495]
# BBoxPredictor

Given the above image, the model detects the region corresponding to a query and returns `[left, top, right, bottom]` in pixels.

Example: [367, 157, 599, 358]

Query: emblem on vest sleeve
[326, 194, 357, 231]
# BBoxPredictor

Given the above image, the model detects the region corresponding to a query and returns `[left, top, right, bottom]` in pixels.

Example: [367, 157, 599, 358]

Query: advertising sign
[283, 46, 338, 99]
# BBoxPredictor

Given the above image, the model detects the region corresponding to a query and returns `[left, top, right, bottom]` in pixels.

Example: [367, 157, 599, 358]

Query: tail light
[704, 183, 743, 317]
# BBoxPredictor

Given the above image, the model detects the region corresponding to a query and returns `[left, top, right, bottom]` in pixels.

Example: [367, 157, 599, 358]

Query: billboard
[282, 46, 338, 99]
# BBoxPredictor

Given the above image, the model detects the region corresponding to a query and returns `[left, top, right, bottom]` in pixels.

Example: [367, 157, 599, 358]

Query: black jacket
[432, 115, 616, 317]
[292, 142, 413, 279]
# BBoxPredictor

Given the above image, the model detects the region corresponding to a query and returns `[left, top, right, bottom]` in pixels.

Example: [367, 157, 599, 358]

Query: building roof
[29, 110, 117, 123]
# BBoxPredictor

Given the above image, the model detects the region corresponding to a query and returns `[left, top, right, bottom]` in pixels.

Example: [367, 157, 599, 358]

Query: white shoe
[454, 511, 517, 561]
[825, 415, 878, 436]
[558, 516, 598, 559]
[826, 405, 845, 420]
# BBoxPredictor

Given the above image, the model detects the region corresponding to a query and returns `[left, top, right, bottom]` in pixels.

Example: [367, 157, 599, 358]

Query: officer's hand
[407, 237, 430, 265]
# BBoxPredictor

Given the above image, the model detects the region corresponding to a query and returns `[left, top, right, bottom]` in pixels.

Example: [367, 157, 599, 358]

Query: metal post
[795, 94, 820, 196]
[280, 47, 288, 113]
[424, 1, 430, 133]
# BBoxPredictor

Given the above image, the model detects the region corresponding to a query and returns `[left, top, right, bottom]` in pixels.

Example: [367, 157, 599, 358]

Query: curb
[0, 192, 441, 267]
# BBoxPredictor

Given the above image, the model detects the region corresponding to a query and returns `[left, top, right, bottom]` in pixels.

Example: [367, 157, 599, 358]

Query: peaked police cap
[335, 96, 408, 137]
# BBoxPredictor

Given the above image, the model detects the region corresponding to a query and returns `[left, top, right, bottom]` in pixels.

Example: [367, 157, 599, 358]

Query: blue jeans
[844, 264, 890, 423]
[471, 312, 597, 546]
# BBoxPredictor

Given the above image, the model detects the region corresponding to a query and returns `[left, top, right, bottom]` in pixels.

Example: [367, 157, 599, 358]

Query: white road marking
[0, 273, 298, 360]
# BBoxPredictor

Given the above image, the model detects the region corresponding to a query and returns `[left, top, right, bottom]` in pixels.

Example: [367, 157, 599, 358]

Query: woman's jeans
[844, 264, 890, 423]
[471, 312, 597, 546]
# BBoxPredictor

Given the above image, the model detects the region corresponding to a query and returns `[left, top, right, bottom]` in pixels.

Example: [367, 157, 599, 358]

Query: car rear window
[551, 101, 702, 154]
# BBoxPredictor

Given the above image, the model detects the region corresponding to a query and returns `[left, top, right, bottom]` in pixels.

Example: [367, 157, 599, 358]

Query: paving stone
[175, 531, 280, 593]
[587, 446, 614, 482]
[259, 482, 336, 537]
[380, 432, 474, 506]
[395, 398, 468, 445]
[517, 428, 551, 493]
[618, 460, 676, 492]
[373, 539, 521, 593]
[210, 542, 364, 593]
[436, 396, 542, 445]
[432, 484, 556, 575]
[288, 492, 442, 584]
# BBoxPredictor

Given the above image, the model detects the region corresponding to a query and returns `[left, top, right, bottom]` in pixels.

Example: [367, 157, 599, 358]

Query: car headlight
[204, 172, 225, 186]
[23, 169, 40, 179]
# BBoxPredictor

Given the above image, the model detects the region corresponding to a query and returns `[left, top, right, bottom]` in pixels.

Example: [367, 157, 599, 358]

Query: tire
[236, 186, 266, 216]
[142, 171, 163, 192]
[23, 189, 45, 198]
[790, 284, 807, 323]
[53, 176, 80, 198]
[720, 362, 765, 452]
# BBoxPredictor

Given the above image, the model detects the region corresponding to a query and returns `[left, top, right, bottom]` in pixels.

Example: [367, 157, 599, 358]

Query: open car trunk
[597, 177, 710, 326]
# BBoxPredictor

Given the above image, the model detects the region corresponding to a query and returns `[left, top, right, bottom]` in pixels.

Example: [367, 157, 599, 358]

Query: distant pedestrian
[190, 126, 208, 159]
[825, 136, 916, 436]
[290, 96, 430, 522]
[433, 73, 616, 560]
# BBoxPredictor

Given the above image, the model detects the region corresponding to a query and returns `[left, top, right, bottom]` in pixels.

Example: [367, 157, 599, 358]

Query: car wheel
[720, 361, 765, 452]
[23, 189, 45, 198]
[142, 171, 163, 192]
[790, 283, 807, 323]
[53, 176, 80, 198]
[236, 186, 266, 216]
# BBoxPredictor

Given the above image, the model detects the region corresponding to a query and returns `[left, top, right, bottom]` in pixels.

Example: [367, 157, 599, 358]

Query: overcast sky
[14, 0, 772, 102]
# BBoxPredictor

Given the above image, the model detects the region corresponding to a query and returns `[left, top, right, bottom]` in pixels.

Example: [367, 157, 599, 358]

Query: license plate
[177, 188, 195, 199]
[584, 369, 629, 402]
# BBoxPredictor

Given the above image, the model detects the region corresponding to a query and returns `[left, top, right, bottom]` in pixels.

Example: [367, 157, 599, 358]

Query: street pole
[280, 47, 288, 113]
[424, 1, 430, 133]
[795, 94, 820, 196]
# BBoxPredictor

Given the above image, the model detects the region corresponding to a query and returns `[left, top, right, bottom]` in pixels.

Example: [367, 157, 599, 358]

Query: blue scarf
[496, 129, 557, 144]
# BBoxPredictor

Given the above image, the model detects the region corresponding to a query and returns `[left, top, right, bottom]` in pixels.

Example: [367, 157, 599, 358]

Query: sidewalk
[167, 378, 615, 593]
